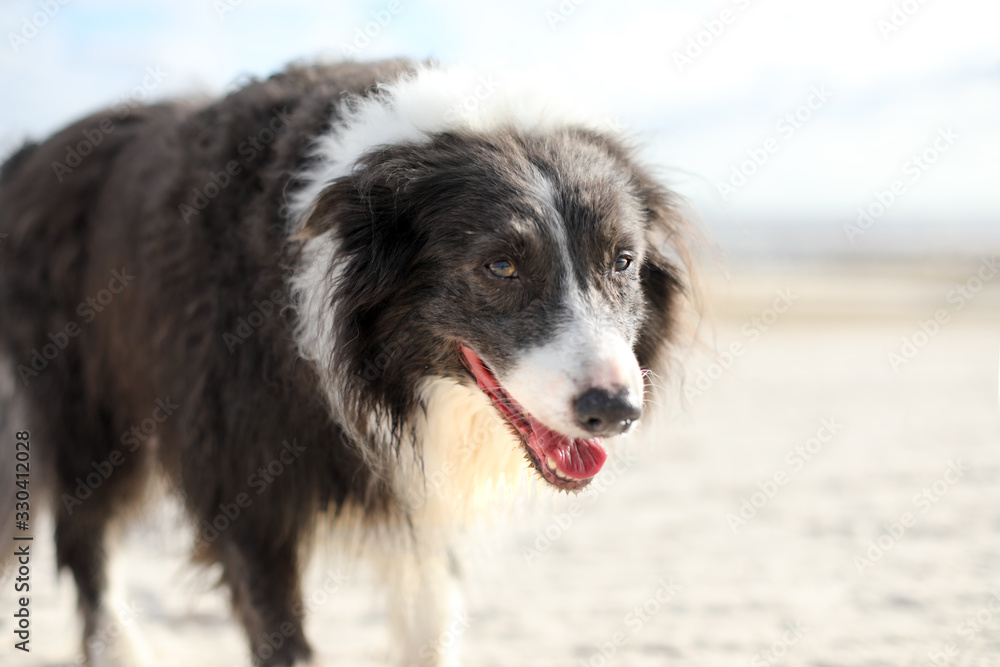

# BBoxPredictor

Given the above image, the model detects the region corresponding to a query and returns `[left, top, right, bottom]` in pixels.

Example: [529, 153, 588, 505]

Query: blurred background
[2, 1, 999, 666]
[2, 0, 999, 257]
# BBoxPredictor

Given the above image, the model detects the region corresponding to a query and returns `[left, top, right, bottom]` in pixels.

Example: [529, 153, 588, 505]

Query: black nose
[574, 387, 642, 436]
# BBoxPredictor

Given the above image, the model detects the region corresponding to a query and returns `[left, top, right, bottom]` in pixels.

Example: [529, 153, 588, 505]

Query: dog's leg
[215, 533, 314, 666]
[52, 435, 155, 666]
[78, 587, 156, 667]
[379, 543, 467, 667]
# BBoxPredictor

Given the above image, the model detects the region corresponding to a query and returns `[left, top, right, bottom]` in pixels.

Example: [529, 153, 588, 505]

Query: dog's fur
[0, 59, 691, 666]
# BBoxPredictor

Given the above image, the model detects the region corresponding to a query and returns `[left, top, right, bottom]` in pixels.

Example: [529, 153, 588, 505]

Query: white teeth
[545, 456, 577, 481]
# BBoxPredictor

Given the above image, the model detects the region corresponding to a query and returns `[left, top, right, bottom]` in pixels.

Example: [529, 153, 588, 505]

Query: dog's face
[300, 127, 685, 490]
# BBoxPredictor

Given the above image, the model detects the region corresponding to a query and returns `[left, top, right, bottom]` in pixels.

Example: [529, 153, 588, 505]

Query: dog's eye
[488, 259, 518, 279]
[613, 255, 632, 273]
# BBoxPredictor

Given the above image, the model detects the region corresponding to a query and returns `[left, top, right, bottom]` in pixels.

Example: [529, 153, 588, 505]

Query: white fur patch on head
[286, 64, 623, 230]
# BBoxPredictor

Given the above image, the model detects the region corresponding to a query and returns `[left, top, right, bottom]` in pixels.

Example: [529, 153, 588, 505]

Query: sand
[3, 259, 1000, 666]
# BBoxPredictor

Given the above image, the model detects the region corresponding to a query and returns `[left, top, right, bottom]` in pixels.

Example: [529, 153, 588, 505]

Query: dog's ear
[566, 127, 694, 377]
[298, 163, 420, 321]
[292, 158, 424, 445]
[633, 175, 691, 376]
[293, 194, 339, 240]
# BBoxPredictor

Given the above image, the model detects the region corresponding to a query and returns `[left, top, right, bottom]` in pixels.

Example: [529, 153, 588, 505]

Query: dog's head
[292, 72, 690, 491]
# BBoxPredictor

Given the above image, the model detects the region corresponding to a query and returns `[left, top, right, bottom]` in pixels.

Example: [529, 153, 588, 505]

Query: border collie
[0, 59, 691, 666]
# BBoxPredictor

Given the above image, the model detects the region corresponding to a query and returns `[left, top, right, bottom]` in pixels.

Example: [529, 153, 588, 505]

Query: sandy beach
[3, 258, 999, 666]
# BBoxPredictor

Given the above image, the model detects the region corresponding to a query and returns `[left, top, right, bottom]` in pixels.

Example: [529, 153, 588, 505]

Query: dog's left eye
[613, 255, 632, 272]
[488, 259, 518, 279]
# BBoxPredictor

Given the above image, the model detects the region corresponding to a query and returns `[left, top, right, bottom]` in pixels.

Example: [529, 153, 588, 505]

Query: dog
[0, 59, 691, 666]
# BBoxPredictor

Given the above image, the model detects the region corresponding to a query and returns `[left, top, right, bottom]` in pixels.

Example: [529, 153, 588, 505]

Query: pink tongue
[529, 417, 608, 479]
[458, 344, 608, 481]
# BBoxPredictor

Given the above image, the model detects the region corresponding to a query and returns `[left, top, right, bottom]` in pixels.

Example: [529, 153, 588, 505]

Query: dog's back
[0, 105, 177, 552]
[0, 60, 416, 665]
[0, 103, 191, 638]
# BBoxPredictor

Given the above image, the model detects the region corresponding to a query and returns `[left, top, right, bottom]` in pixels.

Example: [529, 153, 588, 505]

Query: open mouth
[458, 344, 608, 491]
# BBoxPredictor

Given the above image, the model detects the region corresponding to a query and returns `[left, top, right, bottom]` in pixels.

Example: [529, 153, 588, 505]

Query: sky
[1, 0, 998, 257]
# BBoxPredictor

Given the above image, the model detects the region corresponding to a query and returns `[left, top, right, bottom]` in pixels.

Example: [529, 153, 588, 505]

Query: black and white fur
[0, 59, 691, 666]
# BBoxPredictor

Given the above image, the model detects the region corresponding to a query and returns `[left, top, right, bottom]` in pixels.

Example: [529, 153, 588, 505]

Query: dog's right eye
[488, 259, 518, 279]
